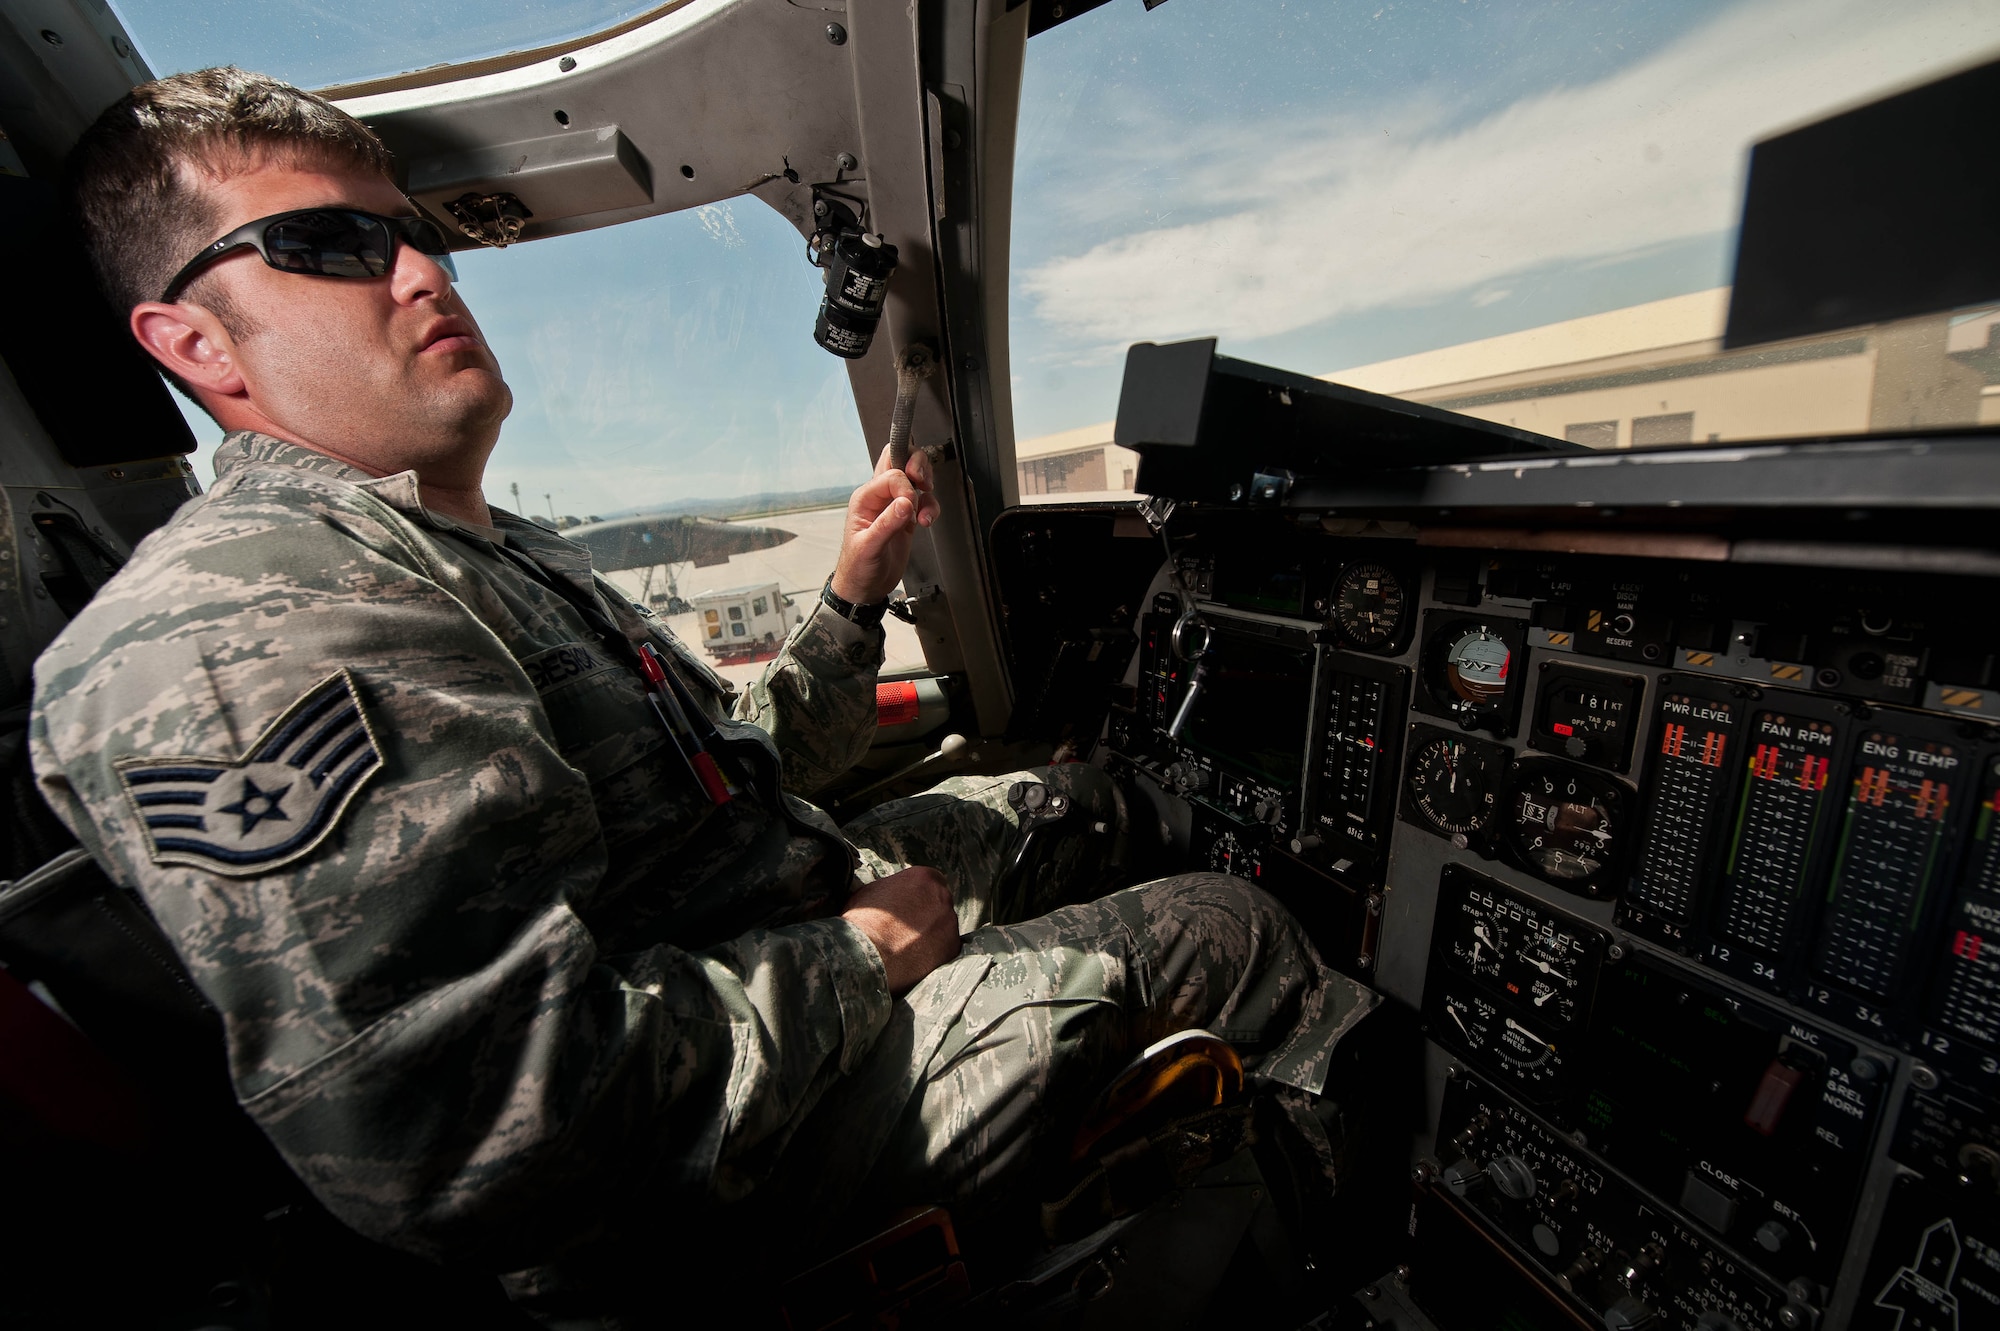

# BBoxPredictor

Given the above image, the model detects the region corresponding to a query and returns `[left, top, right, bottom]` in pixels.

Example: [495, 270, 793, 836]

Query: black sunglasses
[160, 207, 460, 303]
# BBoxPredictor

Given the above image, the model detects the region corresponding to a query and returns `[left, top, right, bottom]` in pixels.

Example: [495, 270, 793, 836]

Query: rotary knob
[1443, 1157, 1486, 1199]
[1753, 1220, 1791, 1254]
[1488, 1153, 1538, 1201]
[1602, 1296, 1660, 1330]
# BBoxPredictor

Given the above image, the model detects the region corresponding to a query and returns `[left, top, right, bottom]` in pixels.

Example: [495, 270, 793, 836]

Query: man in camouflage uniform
[30, 69, 1370, 1313]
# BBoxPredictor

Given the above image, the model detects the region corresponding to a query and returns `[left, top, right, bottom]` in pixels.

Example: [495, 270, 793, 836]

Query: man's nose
[389, 239, 455, 304]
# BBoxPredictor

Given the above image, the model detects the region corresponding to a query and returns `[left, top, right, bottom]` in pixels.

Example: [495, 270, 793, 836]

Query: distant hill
[584, 484, 855, 525]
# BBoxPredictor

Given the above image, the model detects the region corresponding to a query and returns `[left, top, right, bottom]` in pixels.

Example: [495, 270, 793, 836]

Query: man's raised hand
[828, 445, 940, 607]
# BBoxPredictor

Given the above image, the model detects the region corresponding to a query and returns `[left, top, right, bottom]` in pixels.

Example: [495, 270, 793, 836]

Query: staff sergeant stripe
[124, 767, 226, 785]
[250, 684, 353, 763]
[134, 790, 210, 806]
[310, 728, 370, 787]
[292, 704, 361, 770]
[116, 670, 385, 877]
[151, 749, 375, 866]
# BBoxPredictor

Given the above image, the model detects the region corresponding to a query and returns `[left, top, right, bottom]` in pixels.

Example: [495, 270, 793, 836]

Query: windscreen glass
[1009, 0, 2000, 501]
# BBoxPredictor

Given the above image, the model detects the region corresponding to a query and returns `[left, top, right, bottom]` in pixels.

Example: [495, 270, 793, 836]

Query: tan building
[1014, 420, 1141, 498]
[1013, 288, 2000, 500]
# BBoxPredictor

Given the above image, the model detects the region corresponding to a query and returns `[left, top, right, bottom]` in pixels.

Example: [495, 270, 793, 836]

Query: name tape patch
[115, 670, 384, 877]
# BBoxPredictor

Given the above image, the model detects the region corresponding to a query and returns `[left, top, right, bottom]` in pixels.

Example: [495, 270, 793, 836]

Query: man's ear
[130, 300, 246, 398]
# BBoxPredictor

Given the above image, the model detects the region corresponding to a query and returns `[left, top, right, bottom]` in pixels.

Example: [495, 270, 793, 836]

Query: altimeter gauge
[1503, 758, 1632, 897]
[1332, 562, 1406, 651]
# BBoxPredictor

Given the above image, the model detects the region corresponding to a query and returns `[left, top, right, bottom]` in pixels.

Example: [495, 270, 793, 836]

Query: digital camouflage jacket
[30, 432, 893, 1267]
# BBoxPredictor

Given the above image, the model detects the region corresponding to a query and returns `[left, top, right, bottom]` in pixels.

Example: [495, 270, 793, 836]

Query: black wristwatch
[820, 575, 890, 629]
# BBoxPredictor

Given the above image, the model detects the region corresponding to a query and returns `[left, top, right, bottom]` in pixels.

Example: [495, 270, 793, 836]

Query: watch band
[820, 575, 890, 629]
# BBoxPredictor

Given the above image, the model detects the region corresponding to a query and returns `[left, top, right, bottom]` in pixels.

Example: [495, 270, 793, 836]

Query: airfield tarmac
[597, 503, 927, 690]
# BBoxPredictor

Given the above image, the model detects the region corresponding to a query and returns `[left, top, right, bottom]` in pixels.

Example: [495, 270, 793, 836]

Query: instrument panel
[1080, 510, 2000, 1331]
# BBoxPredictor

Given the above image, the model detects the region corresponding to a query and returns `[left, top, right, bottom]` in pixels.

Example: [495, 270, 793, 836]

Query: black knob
[1602, 1295, 1659, 1330]
[1442, 1157, 1486, 1198]
[1489, 1154, 1538, 1201]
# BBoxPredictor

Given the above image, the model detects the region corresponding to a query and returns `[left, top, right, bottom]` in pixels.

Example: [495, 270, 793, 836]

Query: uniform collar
[214, 430, 378, 487]
[213, 429, 519, 544]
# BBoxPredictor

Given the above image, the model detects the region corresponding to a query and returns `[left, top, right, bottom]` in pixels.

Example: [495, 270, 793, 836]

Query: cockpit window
[108, 0, 677, 91]
[167, 202, 926, 684]
[1009, 0, 2000, 498]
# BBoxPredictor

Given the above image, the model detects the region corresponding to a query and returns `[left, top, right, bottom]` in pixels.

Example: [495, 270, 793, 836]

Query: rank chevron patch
[114, 670, 384, 876]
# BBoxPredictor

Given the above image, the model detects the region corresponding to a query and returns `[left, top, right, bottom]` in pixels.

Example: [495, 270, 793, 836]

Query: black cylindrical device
[813, 231, 898, 358]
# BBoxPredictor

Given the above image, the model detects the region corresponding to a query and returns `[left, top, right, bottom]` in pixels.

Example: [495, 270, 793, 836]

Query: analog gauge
[1419, 615, 1527, 734]
[1503, 759, 1631, 894]
[1446, 627, 1513, 704]
[1530, 664, 1643, 771]
[1332, 562, 1405, 650]
[1404, 727, 1508, 839]
[1515, 936, 1583, 1024]
[1446, 899, 1510, 983]
[1433, 987, 1568, 1095]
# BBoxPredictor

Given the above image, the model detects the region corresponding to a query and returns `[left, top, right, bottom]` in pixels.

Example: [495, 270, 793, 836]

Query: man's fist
[828, 445, 940, 607]
[842, 866, 961, 994]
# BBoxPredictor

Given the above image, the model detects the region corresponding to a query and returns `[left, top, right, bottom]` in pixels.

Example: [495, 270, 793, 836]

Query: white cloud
[1018, 0, 2000, 354]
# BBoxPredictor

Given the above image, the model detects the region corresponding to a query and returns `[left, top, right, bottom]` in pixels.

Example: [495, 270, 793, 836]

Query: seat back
[0, 848, 536, 1329]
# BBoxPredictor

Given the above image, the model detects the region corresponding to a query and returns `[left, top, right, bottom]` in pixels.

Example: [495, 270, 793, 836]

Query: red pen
[637, 643, 734, 805]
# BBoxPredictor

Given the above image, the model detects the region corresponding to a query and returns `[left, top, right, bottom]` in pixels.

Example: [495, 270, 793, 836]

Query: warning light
[1551, 722, 1575, 737]
[1955, 931, 1984, 962]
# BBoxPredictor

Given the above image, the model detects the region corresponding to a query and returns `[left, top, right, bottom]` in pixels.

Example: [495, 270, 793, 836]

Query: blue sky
[111, 0, 2000, 509]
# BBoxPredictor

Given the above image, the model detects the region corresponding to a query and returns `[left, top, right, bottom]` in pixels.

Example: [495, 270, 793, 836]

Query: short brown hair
[66, 67, 395, 318]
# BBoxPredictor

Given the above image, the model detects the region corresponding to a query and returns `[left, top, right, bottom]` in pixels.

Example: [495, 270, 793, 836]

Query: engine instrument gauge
[1402, 725, 1510, 841]
[1503, 758, 1632, 896]
[1332, 562, 1406, 650]
[1418, 613, 1528, 735]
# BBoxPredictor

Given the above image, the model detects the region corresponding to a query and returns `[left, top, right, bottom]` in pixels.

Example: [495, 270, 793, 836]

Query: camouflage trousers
[786, 766, 1378, 1224]
[512, 769, 1376, 1323]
